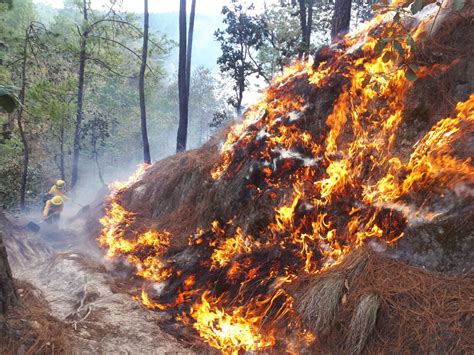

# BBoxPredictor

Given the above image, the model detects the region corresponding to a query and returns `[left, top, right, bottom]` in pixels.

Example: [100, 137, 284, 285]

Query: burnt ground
[0, 211, 193, 354]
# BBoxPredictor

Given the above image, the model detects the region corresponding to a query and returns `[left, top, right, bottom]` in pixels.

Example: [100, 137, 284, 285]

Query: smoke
[20, 158, 151, 268]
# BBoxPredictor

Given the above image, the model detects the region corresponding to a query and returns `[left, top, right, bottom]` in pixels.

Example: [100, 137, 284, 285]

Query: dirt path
[3, 213, 192, 354]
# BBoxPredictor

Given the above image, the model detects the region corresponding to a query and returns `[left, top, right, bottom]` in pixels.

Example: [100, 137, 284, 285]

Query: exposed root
[66, 282, 94, 331]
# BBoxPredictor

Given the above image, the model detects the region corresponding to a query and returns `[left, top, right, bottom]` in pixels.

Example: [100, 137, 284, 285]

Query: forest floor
[2, 211, 192, 354]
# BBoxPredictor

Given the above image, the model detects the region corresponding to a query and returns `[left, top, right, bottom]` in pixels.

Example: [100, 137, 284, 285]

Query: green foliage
[392, 40, 404, 56]
[405, 63, 420, 81]
[0, 0, 180, 207]
[254, 0, 378, 80]
[188, 67, 227, 146]
[257, 4, 301, 79]
[372, 0, 467, 83]
[0, 137, 20, 208]
[372, 10, 422, 82]
[410, 0, 465, 15]
[0, 85, 18, 112]
[215, 0, 268, 112]
[0, 0, 13, 12]
[374, 38, 388, 54]
[404, 67, 417, 81]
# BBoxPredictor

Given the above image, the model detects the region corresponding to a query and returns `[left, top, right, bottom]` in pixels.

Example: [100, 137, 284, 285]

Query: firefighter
[43, 195, 64, 224]
[43, 179, 68, 208]
[49, 179, 67, 198]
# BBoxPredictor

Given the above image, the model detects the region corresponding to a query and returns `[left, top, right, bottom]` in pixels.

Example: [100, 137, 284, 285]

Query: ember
[99, 4, 473, 354]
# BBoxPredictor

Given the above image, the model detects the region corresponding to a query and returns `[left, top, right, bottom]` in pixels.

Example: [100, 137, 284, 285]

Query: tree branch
[89, 17, 166, 51]
[86, 56, 137, 79]
[247, 48, 270, 83]
[88, 34, 156, 75]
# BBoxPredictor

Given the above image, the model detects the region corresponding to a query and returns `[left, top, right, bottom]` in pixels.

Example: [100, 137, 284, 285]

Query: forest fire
[98, 4, 473, 354]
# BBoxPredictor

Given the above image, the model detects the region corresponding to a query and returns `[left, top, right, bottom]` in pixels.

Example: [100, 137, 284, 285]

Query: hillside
[1, 2, 473, 354]
[97, 5, 474, 354]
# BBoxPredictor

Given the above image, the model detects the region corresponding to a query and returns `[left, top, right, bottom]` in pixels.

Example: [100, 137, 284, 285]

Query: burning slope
[98, 4, 473, 354]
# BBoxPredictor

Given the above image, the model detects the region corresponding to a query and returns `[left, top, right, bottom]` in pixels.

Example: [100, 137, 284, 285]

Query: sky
[32, 0, 265, 16]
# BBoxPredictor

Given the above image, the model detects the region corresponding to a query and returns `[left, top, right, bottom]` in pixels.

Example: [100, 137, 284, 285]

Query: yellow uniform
[43, 196, 64, 224]
[49, 185, 68, 199]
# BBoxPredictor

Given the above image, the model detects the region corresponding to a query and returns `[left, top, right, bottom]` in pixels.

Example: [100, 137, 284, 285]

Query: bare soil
[1, 211, 192, 354]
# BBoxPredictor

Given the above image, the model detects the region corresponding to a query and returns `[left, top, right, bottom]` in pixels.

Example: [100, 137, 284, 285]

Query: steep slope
[98, 5, 473, 354]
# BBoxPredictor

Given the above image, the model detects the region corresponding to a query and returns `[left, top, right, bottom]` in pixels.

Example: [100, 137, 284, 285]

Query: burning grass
[97, 5, 473, 354]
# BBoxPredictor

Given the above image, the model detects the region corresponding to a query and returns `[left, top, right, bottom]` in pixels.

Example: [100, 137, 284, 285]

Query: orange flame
[98, 7, 473, 354]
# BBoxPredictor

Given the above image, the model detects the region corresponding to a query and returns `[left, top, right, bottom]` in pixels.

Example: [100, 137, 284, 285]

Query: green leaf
[411, 0, 423, 14]
[452, 0, 465, 11]
[393, 40, 404, 56]
[382, 51, 393, 63]
[374, 39, 387, 54]
[0, 94, 17, 113]
[0, 86, 18, 113]
[405, 67, 418, 81]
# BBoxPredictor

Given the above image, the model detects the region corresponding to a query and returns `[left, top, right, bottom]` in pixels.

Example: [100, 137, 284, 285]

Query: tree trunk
[331, 0, 352, 42]
[236, 76, 244, 116]
[94, 151, 106, 186]
[139, 0, 151, 164]
[297, 0, 307, 59]
[305, 0, 313, 56]
[72, 0, 88, 188]
[17, 27, 30, 210]
[59, 115, 65, 180]
[176, 0, 188, 153]
[0, 231, 17, 316]
[185, 0, 196, 108]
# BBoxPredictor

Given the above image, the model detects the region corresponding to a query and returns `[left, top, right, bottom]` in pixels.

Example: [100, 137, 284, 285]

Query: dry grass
[292, 249, 369, 334]
[296, 276, 345, 334]
[346, 292, 380, 354]
[294, 248, 474, 354]
[0, 280, 71, 355]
